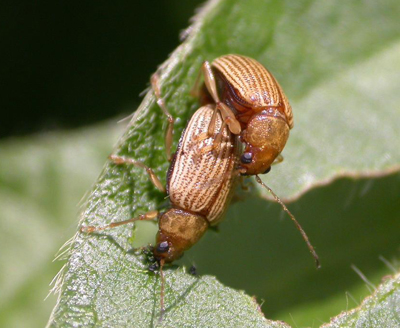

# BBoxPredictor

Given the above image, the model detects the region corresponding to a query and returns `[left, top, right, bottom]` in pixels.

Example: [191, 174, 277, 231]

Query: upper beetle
[199, 54, 293, 176]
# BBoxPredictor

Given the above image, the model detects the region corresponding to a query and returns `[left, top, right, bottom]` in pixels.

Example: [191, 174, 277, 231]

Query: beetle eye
[156, 241, 170, 253]
[263, 166, 271, 174]
[240, 152, 253, 164]
[148, 262, 159, 272]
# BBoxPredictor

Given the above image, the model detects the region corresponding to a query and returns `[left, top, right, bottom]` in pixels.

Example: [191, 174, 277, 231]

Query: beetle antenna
[255, 175, 321, 269]
[158, 259, 166, 323]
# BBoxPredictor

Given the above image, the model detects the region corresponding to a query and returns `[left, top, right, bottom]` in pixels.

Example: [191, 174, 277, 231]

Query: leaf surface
[322, 273, 400, 328]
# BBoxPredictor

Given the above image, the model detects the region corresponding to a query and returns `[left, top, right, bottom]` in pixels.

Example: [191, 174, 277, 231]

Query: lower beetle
[82, 91, 239, 317]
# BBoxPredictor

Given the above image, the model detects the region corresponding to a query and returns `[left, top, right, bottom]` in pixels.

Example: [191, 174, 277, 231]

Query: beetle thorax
[239, 110, 290, 175]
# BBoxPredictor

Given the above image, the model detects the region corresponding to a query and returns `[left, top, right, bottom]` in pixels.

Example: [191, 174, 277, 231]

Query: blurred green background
[1, 1, 399, 327]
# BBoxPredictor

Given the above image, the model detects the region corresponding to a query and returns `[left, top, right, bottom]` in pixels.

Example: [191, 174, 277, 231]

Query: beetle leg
[234, 167, 247, 176]
[201, 62, 241, 136]
[208, 120, 229, 155]
[201, 62, 221, 136]
[272, 154, 284, 165]
[239, 176, 250, 191]
[202, 61, 219, 103]
[151, 74, 175, 162]
[195, 141, 222, 156]
[109, 154, 166, 193]
[192, 131, 223, 156]
[207, 105, 219, 136]
[217, 103, 241, 135]
[191, 132, 209, 153]
[81, 210, 159, 233]
[208, 103, 241, 136]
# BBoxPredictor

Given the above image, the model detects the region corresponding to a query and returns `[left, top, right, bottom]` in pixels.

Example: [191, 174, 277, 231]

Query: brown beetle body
[198, 55, 320, 268]
[83, 104, 237, 264]
[168, 106, 237, 225]
[211, 55, 293, 128]
[201, 54, 293, 175]
[155, 105, 238, 263]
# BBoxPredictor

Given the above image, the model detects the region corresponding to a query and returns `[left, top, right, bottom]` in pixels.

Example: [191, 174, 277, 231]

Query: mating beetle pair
[82, 54, 319, 317]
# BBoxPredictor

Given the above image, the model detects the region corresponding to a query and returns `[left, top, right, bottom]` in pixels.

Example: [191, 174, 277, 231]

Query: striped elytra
[201, 54, 294, 176]
[212, 54, 293, 128]
[152, 104, 238, 266]
[167, 105, 238, 225]
[83, 103, 238, 264]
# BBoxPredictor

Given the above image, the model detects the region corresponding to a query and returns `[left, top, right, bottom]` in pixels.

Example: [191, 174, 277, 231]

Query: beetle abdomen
[168, 105, 237, 224]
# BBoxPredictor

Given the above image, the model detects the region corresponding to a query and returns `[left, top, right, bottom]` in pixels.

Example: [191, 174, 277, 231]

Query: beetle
[196, 54, 319, 267]
[82, 90, 239, 317]
[198, 54, 293, 176]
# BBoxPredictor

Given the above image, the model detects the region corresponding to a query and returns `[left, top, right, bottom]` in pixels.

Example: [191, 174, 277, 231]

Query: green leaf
[49, 244, 281, 327]
[322, 273, 400, 328]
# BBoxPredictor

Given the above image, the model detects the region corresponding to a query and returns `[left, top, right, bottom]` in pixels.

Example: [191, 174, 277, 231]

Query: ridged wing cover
[212, 54, 294, 129]
[167, 105, 238, 225]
